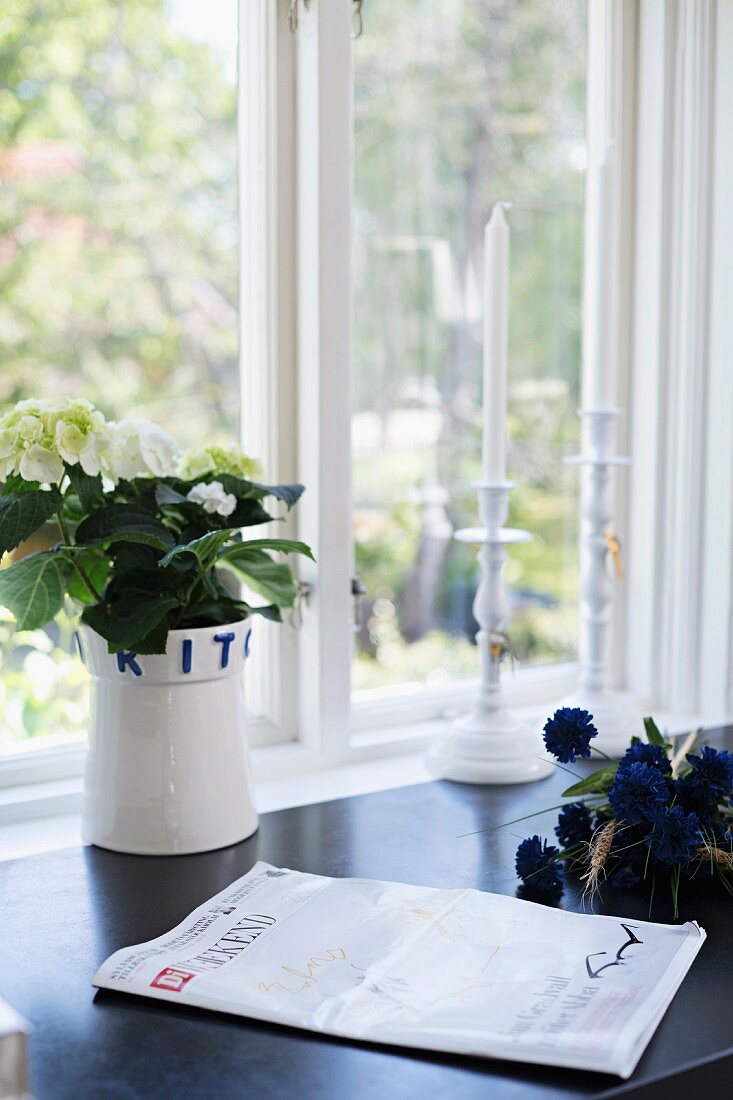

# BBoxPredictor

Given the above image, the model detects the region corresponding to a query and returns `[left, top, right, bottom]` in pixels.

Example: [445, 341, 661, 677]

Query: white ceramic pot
[79, 618, 258, 855]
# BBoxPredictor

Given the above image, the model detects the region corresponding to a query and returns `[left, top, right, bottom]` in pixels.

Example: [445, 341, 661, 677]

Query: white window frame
[10, 0, 728, 826]
[294, 0, 593, 754]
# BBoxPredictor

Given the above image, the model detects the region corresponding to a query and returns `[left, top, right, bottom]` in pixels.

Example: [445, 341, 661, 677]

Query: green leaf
[105, 567, 177, 602]
[65, 465, 104, 513]
[250, 481, 304, 510]
[561, 765, 618, 799]
[110, 542, 164, 572]
[155, 483, 187, 506]
[226, 497, 275, 528]
[159, 529, 233, 569]
[81, 595, 181, 654]
[248, 602, 282, 622]
[180, 597, 249, 627]
[222, 546, 297, 607]
[0, 551, 72, 629]
[0, 474, 41, 494]
[644, 716, 667, 747]
[75, 504, 174, 551]
[0, 488, 61, 555]
[66, 550, 110, 604]
[219, 538, 315, 562]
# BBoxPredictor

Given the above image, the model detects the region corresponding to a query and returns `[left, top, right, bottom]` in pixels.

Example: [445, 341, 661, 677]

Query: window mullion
[239, 0, 299, 743]
[294, 0, 354, 759]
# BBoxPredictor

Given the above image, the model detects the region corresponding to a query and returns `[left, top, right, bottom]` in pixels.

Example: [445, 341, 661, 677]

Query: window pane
[353, 0, 585, 692]
[0, 0, 237, 751]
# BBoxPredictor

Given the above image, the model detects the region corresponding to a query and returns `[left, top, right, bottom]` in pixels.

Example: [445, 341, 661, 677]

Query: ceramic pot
[79, 618, 258, 855]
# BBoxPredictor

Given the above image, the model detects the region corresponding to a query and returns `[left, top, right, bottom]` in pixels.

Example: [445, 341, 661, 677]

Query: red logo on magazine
[151, 966, 196, 993]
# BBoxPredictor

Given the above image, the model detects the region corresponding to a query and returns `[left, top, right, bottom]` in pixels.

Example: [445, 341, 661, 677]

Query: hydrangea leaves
[0, 397, 313, 656]
[0, 551, 73, 630]
[73, 478, 313, 652]
[75, 503, 175, 551]
[0, 488, 62, 556]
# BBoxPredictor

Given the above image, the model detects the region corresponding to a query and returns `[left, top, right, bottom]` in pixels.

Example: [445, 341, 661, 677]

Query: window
[352, 0, 586, 695]
[0, 0, 238, 753]
[5, 0, 722, 810]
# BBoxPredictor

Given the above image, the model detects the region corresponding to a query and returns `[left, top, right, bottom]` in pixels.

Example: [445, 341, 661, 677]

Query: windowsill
[2, 703, 725, 864]
[0, 750, 434, 862]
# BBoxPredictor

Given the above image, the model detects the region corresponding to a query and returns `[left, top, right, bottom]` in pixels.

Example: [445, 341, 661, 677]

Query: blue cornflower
[609, 866, 640, 891]
[515, 835, 564, 897]
[608, 761, 669, 825]
[542, 707, 597, 763]
[620, 741, 671, 774]
[555, 802, 594, 849]
[674, 775, 714, 824]
[647, 805, 701, 865]
[684, 746, 733, 804]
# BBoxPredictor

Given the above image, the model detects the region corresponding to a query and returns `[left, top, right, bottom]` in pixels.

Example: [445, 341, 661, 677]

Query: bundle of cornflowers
[514, 709, 733, 916]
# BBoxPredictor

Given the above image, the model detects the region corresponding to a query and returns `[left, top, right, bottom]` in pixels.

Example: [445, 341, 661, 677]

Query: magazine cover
[93, 862, 705, 1078]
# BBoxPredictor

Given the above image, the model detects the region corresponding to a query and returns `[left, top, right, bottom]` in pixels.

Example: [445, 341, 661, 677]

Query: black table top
[2, 731, 733, 1100]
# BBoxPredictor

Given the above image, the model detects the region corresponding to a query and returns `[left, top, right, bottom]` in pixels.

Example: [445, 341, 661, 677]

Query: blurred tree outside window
[353, 0, 586, 691]
[0, 0, 237, 751]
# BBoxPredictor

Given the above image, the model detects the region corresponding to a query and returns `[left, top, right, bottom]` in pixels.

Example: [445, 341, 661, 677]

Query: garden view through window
[0, 0, 238, 751]
[352, 0, 586, 692]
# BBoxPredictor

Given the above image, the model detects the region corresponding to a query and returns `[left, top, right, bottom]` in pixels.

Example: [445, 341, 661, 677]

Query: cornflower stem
[56, 508, 102, 603]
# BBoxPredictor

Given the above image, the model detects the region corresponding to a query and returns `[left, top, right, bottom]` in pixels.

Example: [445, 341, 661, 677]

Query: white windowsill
[2, 702, 726, 864]
[0, 750, 434, 862]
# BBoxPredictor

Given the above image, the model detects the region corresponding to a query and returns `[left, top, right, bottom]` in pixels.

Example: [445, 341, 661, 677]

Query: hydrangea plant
[513, 709, 733, 916]
[0, 398, 313, 654]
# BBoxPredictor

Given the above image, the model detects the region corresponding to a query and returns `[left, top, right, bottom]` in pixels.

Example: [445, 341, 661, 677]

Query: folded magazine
[93, 862, 705, 1078]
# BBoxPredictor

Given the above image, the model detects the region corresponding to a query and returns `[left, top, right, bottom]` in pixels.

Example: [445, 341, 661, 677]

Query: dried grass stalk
[582, 820, 616, 901]
[695, 843, 733, 869]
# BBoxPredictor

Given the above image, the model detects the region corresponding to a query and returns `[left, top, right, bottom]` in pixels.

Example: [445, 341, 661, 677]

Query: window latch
[290, 580, 313, 628]
[288, 0, 310, 33]
[351, 575, 367, 631]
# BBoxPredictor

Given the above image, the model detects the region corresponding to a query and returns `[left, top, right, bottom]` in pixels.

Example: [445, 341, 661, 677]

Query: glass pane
[353, 0, 585, 692]
[0, 0, 237, 751]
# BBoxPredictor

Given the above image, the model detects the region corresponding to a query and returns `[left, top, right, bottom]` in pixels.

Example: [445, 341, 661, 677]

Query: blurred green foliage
[352, 0, 585, 689]
[0, 0, 237, 442]
[0, 0, 237, 749]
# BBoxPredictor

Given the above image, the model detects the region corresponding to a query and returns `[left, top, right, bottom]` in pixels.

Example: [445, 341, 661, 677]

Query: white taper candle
[482, 202, 511, 483]
[583, 143, 615, 409]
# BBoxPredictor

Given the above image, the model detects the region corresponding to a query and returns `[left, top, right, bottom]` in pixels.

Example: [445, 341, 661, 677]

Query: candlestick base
[427, 489, 552, 785]
[428, 708, 554, 784]
[555, 690, 645, 759]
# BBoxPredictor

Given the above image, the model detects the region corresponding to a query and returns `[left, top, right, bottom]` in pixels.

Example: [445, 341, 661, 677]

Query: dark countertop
[2, 731, 733, 1099]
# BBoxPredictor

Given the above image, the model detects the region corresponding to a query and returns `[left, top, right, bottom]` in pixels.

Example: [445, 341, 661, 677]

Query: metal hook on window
[288, 0, 310, 33]
[351, 575, 367, 631]
[289, 580, 313, 627]
[351, 0, 364, 39]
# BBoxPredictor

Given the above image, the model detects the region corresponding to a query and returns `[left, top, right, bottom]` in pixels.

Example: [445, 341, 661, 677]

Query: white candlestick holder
[427, 481, 554, 784]
[559, 408, 644, 756]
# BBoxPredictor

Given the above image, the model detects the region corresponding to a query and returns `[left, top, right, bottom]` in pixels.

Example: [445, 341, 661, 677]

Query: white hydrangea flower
[0, 399, 185, 486]
[186, 480, 237, 517]
[178, 442, 261, 482]
[54, 403, 108, 476]
[19, 443, 65, 484]
[0, 396, 109, 485]
[106, 419, 181, 480]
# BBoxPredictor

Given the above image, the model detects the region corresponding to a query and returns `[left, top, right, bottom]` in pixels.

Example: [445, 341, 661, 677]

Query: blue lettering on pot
[213, 632, 236, 669]
[182, 639, 193, 674]
[244, 628, 252, 658]
[117, 652, 143, 677]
